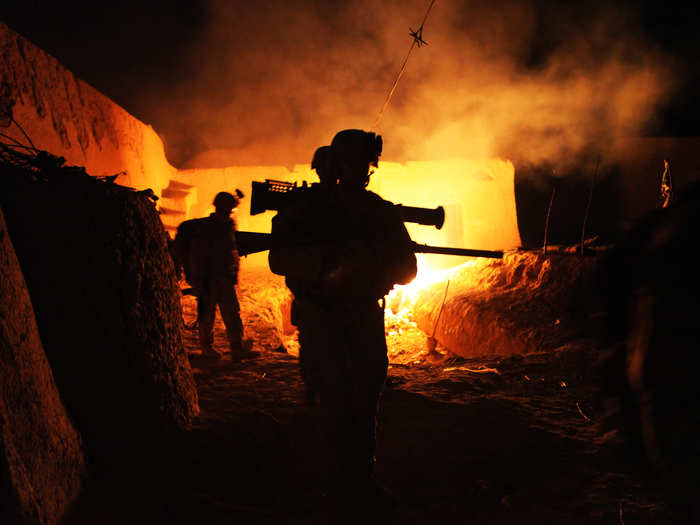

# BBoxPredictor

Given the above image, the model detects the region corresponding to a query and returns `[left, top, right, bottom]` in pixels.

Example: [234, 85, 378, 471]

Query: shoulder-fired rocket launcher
[250, 179, 446, 228]
[235, 179, 503, 259]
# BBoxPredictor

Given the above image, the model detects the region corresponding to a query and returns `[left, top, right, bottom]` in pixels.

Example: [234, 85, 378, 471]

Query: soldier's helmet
[213, 191, 239, 210]
[330, 129, 382, 168]
[311, 145, 334, 184]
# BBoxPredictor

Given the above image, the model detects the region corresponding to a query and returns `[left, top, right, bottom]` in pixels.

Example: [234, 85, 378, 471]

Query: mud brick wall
[0, 21, 176, 195]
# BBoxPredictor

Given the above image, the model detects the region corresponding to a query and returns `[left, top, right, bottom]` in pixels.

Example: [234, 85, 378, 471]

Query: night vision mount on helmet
[330, 129, 383, 167]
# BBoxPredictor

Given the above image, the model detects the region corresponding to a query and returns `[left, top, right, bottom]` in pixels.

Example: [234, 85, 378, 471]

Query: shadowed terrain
[61, 268, 672, 524]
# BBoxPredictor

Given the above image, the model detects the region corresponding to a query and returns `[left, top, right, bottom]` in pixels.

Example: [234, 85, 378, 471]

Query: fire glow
[368, 158, 520, 266]
[389, 257, 457, 310]
[170, 156, 518, 343]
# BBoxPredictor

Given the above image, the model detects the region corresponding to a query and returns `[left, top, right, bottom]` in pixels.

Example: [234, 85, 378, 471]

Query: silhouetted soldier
[269, 129, 417, 513]
[295, 145, 336, 404]
[310, 145, 336, 186]
[175, 191, 255, 360]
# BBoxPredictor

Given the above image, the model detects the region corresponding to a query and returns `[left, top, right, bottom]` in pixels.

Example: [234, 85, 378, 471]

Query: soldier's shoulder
[363, 190, 393, 207]
[185, 216, 210, 224]
[364, 189, 385, 201]
[193, 216, 216, 230]
[177, 217, 205, 233]
[362, 190, 397, 214]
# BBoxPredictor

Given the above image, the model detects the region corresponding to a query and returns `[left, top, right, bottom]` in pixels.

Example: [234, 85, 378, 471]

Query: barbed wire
[0, 135, 140, 197]
[373, 0, 437, 130]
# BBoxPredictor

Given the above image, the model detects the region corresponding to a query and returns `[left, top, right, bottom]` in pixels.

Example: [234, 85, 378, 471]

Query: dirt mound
[411, 249, 604, 357]
[0, 148, 199, 465]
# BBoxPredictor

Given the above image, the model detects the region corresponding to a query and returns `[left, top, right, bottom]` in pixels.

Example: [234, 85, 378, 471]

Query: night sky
[2, 0, 699, 167]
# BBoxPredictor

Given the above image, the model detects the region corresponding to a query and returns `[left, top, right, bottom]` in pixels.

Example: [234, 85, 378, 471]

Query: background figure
[310, 145, 336, 185]
[660, 158, 673, 208]
[599, 181, 700, 524]
[175, 191, 254, 360]
[269, 129, 417, 514]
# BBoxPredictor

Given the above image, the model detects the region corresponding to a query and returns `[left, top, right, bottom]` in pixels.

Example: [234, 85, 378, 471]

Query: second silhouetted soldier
[176, 191, 255, 360]
[295, 144, 336, 404]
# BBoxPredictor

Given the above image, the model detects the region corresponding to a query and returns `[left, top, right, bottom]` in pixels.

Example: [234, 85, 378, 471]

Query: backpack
[173, 218, 205, 284]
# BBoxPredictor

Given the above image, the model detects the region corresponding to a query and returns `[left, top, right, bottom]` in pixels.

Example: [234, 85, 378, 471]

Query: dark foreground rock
[0, 152, 199, 466]
[0, 208, 85, 525]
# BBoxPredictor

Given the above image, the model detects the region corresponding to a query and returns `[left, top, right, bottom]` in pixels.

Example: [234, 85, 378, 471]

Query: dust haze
[154, 0, 675, 170]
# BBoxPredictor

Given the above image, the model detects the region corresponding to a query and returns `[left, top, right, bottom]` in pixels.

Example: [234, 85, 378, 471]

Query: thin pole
[580, 155, 600, 256]
[543, 186, 556, 256]
[432, 278, 451, 338]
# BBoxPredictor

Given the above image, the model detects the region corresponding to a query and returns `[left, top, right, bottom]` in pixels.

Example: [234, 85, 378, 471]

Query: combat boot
[230, 339, 259, 361]
[199, 344, 223, 359]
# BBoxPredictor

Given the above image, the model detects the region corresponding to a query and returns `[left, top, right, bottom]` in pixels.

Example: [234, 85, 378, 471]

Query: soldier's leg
[295, 299, 323, 405]
[311, 310, 350, 493]
[197, 289, 217, 352]
[217, 280, 245, 352]
[321, 375, 351, 497]
[345, 305, 389, 489]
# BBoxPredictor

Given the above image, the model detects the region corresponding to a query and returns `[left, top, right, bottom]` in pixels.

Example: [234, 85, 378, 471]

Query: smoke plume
[153, 0, 675, 169]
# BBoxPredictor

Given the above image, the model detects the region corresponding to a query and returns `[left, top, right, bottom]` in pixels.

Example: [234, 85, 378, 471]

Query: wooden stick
[432, 279, 451, 338]
[543, 187, 556, 256]
[580, 155, 600, 256]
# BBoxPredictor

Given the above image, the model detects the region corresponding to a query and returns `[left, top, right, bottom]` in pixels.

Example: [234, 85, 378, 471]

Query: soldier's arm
[389, 225, 418, 285]
[230, 220, 240, 283]
[379, 206, 417, 286]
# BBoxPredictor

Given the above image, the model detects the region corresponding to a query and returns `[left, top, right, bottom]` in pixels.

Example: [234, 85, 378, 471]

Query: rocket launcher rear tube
[236, 231, 503, 259]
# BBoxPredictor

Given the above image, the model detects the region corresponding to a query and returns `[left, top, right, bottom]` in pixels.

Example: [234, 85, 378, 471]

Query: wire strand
[373, 0, 437, 130]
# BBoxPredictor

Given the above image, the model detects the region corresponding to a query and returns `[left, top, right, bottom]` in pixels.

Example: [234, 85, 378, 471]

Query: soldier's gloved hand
[322, 241, 377, 292]
[323, 262, 352, 292]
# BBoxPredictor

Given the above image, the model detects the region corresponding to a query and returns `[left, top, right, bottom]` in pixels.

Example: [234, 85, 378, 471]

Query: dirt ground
[64, 267, 674, 525]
